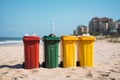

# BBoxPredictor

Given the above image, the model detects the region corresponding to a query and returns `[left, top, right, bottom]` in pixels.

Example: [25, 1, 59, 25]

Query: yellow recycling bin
[78, 36, 96, 67]
[61, 36, 78, 68]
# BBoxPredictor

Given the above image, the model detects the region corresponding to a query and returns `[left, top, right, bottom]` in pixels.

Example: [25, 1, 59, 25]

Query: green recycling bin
[43, 34, 60, 68]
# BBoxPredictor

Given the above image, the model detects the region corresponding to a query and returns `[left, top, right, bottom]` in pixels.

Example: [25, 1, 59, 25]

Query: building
[73, 25, 89, 35]
[89, 17, 113, 35]
[73, 30, 77, 36]
[115, 19, 120, 33]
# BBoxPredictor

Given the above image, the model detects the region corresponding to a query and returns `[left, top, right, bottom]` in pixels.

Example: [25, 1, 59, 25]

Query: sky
[0, 0, 120, 37]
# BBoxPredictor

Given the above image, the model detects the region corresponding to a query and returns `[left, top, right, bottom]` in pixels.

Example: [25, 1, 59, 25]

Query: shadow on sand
[0, 64, 23, 69]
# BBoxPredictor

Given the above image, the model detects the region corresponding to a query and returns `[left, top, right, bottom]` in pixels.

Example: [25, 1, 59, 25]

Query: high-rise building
[115, 19, 120, 33]
[89, 17, 113, 35]
[74, 25, 89, 35]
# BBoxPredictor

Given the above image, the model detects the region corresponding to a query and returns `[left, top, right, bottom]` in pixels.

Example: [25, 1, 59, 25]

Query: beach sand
[0, 40, 120, 80]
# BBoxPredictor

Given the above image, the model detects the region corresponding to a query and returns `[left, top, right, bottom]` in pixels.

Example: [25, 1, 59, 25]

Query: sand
[0, 40, 120, 80]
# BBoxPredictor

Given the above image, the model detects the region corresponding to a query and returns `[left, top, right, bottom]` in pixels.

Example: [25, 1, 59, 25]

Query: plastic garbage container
[78, 36, 96, 67]
[43, 34, 60, 68]
[61, 36, 78, 68]
[23, 36, 40, 69]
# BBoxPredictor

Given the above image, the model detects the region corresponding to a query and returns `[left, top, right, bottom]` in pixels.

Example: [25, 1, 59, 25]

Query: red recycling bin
[23, 36, 40, 69]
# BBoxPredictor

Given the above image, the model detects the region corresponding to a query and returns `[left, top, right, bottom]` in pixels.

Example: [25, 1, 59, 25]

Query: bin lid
[43, 36, 60, 41]
[61, 36, 78, 40]
[23, 36, 40, 41]
[78, 36, 96, 41]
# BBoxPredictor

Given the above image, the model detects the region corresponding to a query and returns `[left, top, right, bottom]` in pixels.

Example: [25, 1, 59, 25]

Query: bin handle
[49, 34, 56, 37]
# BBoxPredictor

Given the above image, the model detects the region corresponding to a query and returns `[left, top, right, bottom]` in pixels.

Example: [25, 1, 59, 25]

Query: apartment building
[115, 20, 120, 33]
[89, 17, 113, 35]
[73, 25, 89, 35]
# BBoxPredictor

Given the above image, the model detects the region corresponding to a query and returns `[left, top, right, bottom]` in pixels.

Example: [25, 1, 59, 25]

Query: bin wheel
[42, 62, 46, 68]
[23, 62, 25, 68]
[60, 61, 63, 67]
[39, 63, 41, 67]
[77, 61, 80, 66]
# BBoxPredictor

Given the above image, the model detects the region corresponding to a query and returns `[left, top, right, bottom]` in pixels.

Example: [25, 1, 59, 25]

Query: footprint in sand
[12, 74, 28, 80]
[109, 69, 120, 73]
[100, 72, 110, 77]
[66, 75, 71, 78]
[30, 69, 39, 73]
[12, 77, 18, 80]
[9, 60, 17, 63]
[118, 54, 120, 56]
[2, 72, 9, 75]
[96, 71, 110, 78]
[86, 70, 93, 78]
